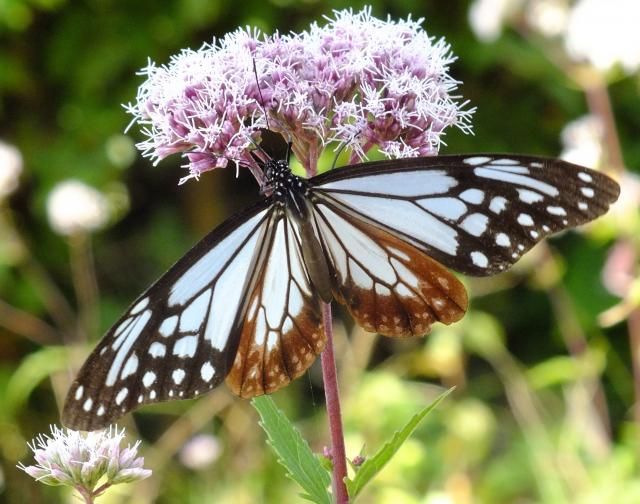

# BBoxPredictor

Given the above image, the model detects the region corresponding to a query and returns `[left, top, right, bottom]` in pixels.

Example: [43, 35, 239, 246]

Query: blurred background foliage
[1, 0, 639, 502]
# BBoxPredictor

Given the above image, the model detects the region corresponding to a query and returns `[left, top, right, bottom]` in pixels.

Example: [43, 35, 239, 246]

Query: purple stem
[320, 302, 349, 503]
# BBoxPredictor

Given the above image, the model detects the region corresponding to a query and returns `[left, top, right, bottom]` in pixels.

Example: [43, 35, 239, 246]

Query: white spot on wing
[489, 197, 507, 214]
[173, 335, 199, 358]
[517, 189, 544, 204]
[547, 206, 567, 216]
[97, 405, 105, 416]
[518, 214, 534, 226]
[120, 353, 139, 379]
[475, 168, 559, 196]
[179, 289, 211, 333]
[464, 156, 491, 165]
[130, 297, 149, 315]
[418, 197, 467, 220]
[349, 258, 373, 290]
[489, 158, 520, 166]
[83, 398, 93, 412]
[495, 233, 511, 247]
[578, 201, 588, 211]
[578, 172, 593, 183]
[201, 362, 215, 382]
[471, 251, 489, 268]
[267, 330, 278, 351]
[143, 371, 156, 388]
[581, 187, 595, 198]
[459, 188, 484, 204]
[320, 170, 458, 196]
[460, 213, 489, 237]
[387, 246, 411, 261]
[159, 315, 178, 337]
[172, 368, 186, 385]
[115, 388, 128, 405]
[390, 258, 420, 289]
[148, 341, 166, 358]
[75, 386, 84, 401]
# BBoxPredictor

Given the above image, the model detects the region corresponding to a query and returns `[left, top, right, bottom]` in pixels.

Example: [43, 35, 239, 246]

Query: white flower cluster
[18, 425, 151, 495]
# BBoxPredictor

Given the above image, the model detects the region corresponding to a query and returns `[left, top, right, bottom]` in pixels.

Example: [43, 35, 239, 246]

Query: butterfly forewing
[62, 202, 272, 431]
[225, 209, 326, 397]
[310, 155, 620, 276]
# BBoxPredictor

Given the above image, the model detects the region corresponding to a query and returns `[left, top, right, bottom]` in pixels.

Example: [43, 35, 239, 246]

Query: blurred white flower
[46, 180, 110, 236]
[468, 0, 522, 42]
[565, 0, 640, 73]
[560, 115, 603, 168]
[0, 140, 23, 200]
[178, 434, 221, 470]
[525, 0, 569, 37]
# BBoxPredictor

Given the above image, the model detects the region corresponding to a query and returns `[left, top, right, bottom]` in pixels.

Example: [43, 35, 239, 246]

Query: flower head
[18, 425, 151, 499]
[127, 7, 473, 183]
[46, 180, 110, 236]
[564, 0, 640, 73]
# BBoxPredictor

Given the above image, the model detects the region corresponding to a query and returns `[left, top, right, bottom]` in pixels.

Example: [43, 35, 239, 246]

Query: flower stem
[320, 302, 349, 503]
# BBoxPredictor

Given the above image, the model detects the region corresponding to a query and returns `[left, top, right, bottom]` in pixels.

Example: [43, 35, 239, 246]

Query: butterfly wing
[311, 199, 468, 337]
[225, 208, 326, 398]
[62, 201, 273, 431]
[310, 155, 620, 277]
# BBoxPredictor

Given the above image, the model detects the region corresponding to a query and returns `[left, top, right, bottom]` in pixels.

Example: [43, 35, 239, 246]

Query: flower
[46, 180, 110, 236]
[564, 0, 640, 73]
[178, 434, 222, 470]
[559, 114, 603, 168]
[18, 425, 151, 500]
[525, 0, 569, 38]
[468, 0, 521, 42]
[126, 7, 473, 183]
[0, 140, 23, 200]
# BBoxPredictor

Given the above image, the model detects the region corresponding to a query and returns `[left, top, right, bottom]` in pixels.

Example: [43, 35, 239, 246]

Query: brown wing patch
[315, 204, 468, 337]
[225, 215, 325, 398]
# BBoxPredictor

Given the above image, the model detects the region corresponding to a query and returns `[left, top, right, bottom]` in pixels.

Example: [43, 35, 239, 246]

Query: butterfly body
[63, 152, 619, 431]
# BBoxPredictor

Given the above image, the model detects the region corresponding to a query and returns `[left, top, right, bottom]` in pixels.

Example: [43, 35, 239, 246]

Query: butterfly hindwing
[312, 198, 468, 337]
[225, 209, 325, 397]
[62, 202, 272, 431]
[310, 155, 620, 276]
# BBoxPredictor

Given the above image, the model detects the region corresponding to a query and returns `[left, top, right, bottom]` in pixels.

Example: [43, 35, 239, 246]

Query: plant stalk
[320, 302, 349, 503]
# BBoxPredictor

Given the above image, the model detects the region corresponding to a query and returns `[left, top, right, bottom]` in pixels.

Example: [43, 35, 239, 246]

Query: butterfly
[62, 144, 620, 430]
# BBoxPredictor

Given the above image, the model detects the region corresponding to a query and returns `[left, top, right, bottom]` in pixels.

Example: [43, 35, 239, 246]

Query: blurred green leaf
[252, 395, 332, 504]
[5, 345, 68, 417]
[346, 387, 453, 499]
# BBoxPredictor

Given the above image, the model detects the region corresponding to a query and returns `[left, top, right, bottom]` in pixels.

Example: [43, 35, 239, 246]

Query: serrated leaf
[346, 388, 454, 499]
[252, 396, 332, 504]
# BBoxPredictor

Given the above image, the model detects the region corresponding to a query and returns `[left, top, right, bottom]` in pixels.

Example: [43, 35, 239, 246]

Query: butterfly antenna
[331, 133, 361, 170]
[253, 59, 271, 132]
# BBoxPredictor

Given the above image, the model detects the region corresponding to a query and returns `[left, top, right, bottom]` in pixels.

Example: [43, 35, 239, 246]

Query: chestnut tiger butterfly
[62, 135, 619, 431]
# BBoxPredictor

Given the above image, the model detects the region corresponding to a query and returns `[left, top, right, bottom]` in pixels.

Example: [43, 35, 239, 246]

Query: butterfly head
[262, 159, 307, 202]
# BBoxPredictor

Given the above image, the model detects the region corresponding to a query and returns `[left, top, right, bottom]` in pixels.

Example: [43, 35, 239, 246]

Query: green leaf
[5, 346, 69, 418]
[346, 387, 454, 499]
[252, 395, 332, 504]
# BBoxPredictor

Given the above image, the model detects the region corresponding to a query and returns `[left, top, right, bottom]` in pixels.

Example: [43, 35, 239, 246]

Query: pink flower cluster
[126, 7, 473, 183]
